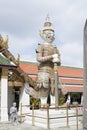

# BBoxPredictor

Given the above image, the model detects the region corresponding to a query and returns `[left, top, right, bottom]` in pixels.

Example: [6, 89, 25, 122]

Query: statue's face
[45, 30, 54, 37]
[43, 30, 55, 43]
[37, 72, 50, 90]
[36, 78, 49, 97]
[36, 72, 50, 97]
[37, 76, 50, 89]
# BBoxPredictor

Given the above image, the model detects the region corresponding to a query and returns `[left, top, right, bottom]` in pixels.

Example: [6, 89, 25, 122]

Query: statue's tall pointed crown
[44, 15, 52, 27]
[43, 15, 54, 32]
[39, 15, 55, 43]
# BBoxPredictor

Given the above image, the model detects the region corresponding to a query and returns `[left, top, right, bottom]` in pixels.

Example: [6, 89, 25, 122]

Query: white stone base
[24, 108, 82, 129]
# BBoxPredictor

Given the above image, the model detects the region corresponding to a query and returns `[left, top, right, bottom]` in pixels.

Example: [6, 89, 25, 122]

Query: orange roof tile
[59, 78, 83, 84]
[20, 62, 38, 74]
[20, 62, 83, 78]
[65, 86, 83, 92]
[58, 66, 83, 78]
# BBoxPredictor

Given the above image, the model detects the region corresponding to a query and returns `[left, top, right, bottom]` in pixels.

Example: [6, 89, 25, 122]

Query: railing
[20, 103, 83, 130]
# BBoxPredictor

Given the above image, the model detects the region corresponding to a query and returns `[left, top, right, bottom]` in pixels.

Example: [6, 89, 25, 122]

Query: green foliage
[30, 96, 40, 109]
[59, 97, 66, 106]
[30, 96, 66, 108]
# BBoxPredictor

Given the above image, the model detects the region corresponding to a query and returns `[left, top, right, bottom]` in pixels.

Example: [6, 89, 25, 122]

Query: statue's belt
[38, 69, 51, 74]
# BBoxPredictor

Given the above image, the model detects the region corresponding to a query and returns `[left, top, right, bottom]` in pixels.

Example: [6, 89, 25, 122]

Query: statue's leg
[50, 95, 55, 107]
[41, 97, 47, 107]
[10, 114, 15, 125]
[10, 114, 13, 123]
[15, 115, 19, 125]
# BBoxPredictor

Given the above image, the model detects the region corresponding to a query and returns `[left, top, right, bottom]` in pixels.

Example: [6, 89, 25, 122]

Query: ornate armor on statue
[36, 43, 60, 97]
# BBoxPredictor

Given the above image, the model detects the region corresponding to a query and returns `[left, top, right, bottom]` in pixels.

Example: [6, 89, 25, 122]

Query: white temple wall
[19, 82, 30, 114]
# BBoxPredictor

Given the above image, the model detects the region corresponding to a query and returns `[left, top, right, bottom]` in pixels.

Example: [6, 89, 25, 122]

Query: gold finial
[0, 35, 3, 44]
[4, 35, 9, 48]
[0, 35, 9, 48]
[16, 54, 20, 65]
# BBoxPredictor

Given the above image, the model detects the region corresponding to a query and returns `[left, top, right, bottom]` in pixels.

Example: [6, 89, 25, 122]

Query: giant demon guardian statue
[25, 16, 61, 106]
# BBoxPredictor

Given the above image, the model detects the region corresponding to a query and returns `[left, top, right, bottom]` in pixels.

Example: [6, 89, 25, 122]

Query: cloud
[60, 42, 83, 67]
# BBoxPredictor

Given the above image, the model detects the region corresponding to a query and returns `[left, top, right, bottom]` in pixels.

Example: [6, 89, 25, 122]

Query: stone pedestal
[1, 68, 8, 121]
[25, 109, 81, 129]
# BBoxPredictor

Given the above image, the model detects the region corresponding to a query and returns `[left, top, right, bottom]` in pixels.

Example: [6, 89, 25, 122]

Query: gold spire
[0, 35, 3, 43]
[0, 35, 8, 48]
[16, 54, 20, 65]
[4, 35, 8, 48]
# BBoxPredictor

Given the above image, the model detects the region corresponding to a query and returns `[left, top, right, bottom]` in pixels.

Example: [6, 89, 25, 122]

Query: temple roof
[0, 54, 11, 65]
[20, 61, 83, 78]
[0, 35, 35, 86]
[20, 61, 83, 92]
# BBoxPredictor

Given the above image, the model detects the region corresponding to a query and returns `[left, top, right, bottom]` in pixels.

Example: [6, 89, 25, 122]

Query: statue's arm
[10, 107, 17, 115]
[36, 44, 53, 62]
[56, 47, 61, 62]
[52, 45, 61, 64]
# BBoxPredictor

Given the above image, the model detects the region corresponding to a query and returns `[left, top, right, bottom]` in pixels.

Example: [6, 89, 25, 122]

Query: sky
[0, 0, 87, 68]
